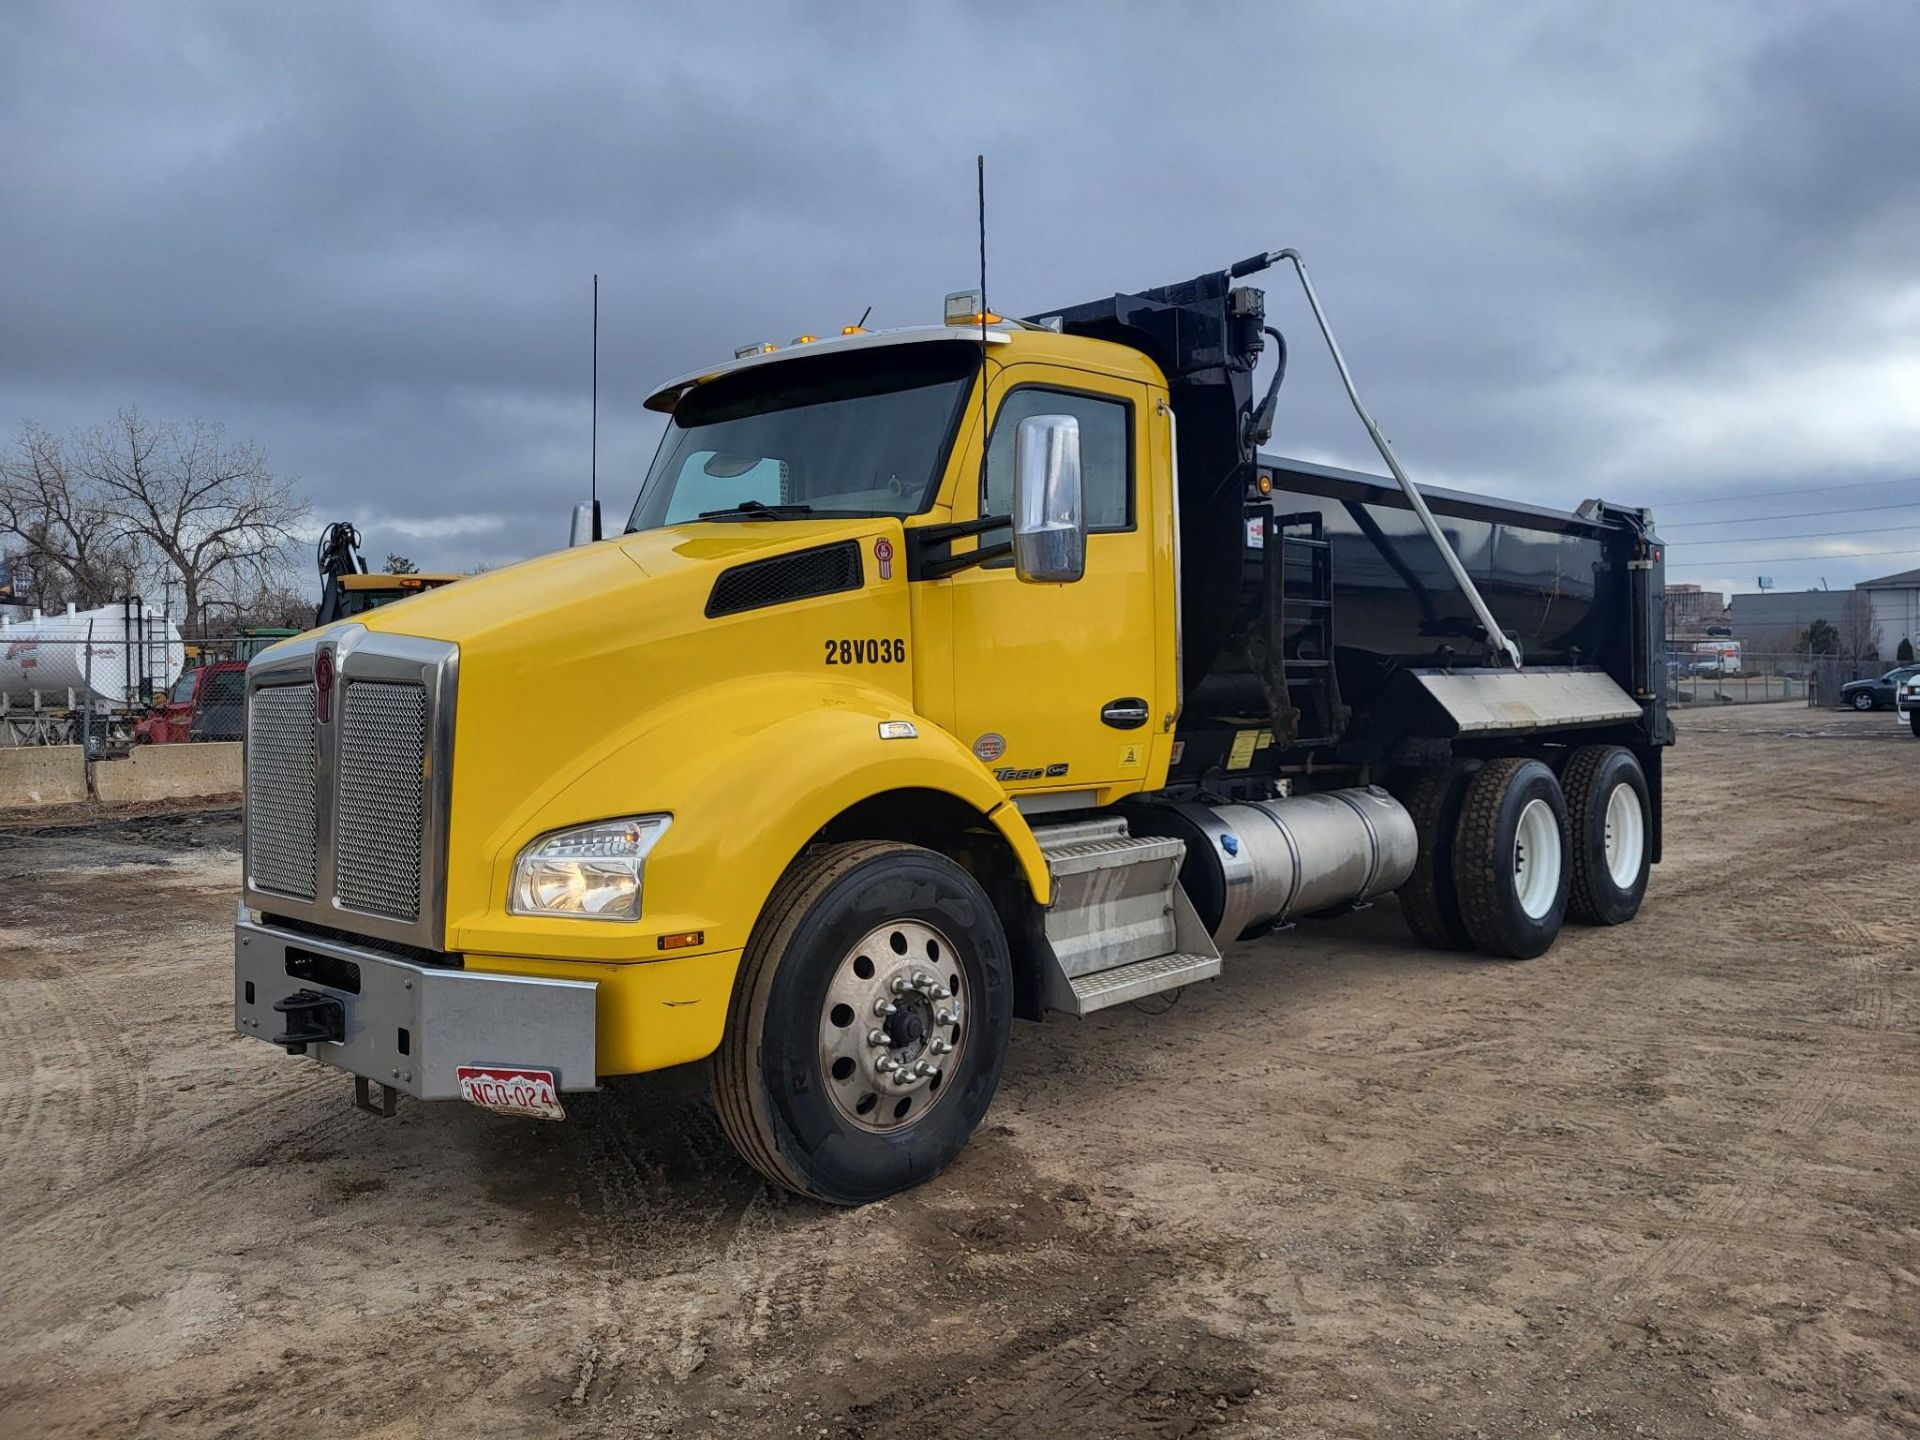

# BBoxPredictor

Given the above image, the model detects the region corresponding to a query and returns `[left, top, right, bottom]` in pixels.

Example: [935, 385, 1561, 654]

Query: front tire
[712, 841, 1013, 1205]
[1909, 709, 1919, 738]
[1562, 746, 1651, 925]
[1852, 691, 1877, 712]
[1451, 758, 1571, 960]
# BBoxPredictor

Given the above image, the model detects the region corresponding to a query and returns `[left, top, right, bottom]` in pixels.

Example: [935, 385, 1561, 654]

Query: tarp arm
[1237, 248, 1523, 670]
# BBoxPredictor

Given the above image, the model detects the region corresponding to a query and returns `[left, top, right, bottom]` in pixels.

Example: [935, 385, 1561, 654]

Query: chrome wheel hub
[818, 919, 967, 1133]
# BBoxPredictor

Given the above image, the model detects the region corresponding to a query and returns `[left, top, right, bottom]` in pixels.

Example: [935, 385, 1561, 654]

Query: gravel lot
[2, 703, 1915, 1439]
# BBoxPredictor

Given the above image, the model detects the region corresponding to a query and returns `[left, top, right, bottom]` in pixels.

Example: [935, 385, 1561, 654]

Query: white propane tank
[0, 603, 185, 710]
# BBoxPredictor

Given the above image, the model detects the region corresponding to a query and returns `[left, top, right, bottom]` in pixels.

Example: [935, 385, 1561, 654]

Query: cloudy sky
[3, 2, 1917, 600]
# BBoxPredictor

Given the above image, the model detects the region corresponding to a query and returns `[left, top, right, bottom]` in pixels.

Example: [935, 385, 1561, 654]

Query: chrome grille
[246, 684, 319, 900]
[335, 681, 429, 921]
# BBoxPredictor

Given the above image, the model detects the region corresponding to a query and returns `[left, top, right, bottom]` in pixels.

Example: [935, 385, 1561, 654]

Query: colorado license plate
[455, 1065, 566, 1121]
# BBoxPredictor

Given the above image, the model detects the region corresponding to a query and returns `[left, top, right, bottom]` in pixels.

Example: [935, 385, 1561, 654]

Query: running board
[1032, 817, 1223, 1017]
[1066, 951, 1222, 1014]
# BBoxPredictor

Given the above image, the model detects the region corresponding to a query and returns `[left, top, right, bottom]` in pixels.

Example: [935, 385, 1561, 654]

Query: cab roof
[642, 322, 1163, 415]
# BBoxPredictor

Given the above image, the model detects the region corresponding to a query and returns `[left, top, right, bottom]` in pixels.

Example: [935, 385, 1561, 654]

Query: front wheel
[1451, 758, 1571, 960]
[1852, 691, 1877, 712]
[712, 841, 1013, 1205]
[1909, 709, 1919, 738]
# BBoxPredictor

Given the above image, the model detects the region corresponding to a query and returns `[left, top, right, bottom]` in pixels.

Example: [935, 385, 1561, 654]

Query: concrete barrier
[91, 742, 243, 805]
[0, 745, 89, 807]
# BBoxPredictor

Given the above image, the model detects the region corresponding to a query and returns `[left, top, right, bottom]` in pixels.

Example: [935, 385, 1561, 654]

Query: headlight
[508, 815, 671, 921]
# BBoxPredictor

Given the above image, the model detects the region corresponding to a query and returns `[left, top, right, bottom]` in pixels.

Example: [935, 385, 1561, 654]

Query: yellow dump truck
[236, 251, 1672, 1203]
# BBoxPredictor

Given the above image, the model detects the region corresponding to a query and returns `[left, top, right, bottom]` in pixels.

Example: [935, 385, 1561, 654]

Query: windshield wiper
[697, 499, 814, 522]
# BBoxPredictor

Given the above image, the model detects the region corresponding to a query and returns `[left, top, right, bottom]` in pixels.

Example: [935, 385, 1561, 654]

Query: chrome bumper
[233, 911, 598, 1099]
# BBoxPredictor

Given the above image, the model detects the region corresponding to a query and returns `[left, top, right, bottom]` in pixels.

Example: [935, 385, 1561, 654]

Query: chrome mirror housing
[1011, 415, 1086, 584]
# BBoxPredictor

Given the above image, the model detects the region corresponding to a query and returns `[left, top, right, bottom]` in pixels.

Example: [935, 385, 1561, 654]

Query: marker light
[791, 334, 818, 345]
[1257, 472, 1273, 495]
[841, 324, 869, 336]
[943, 289, 1002, 327]
[734, 342, 778, 359]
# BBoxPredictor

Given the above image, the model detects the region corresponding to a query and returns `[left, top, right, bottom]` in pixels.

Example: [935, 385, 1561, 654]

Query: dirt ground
[2, 703, 1915, 1439]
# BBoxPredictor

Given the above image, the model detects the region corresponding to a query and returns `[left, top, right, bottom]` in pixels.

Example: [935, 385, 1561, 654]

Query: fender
[449, 672, 1050, 962]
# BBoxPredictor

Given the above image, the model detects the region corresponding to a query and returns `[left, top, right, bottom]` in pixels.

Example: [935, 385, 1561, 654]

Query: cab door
[944, 363, 1172, 800]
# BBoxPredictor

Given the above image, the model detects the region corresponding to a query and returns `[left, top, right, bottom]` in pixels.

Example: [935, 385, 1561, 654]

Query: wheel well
[812, 788, 1049, 1022]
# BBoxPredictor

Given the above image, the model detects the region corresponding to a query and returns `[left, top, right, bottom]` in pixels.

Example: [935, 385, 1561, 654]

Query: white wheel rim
[1602, 781, 1645, 889]
[1512, 798, 1561, 921]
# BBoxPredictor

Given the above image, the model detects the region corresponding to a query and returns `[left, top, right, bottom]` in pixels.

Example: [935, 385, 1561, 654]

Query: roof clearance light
[943, 289, 1002, 327]
[791, 334, 818, 345]
[841, 324, 869, 336]
[733, 342, 778, 359]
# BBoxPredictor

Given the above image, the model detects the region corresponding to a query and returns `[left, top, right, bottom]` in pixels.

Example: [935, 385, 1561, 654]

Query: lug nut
[912, 971, 932, 989]
[917, 1061, 938, 1078]
[876, 1056, 898, 1072]
[930, 1038, 952, 1055]
[873, 998, 897, 1017]
[867, 1028, 889, 1047]
[935, 1009, 956, 1026]
[890, 976, 912, 995]
[931, 985, 951, 1001]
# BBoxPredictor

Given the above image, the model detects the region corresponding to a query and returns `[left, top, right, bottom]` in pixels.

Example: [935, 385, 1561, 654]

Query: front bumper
[233, 911, 599, 1098]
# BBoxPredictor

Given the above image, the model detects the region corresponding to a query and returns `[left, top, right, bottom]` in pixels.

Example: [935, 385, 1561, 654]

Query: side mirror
[569, 501, 603, 548]
[1011, 415, 1086, 584]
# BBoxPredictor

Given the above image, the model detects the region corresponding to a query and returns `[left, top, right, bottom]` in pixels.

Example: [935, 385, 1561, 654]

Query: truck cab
[235, 257, 1671, 1203]
[136, 660, 246, 744]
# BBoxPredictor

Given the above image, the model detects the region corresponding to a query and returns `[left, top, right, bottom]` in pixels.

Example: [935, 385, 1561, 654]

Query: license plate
[455, 1065, 566, 1121]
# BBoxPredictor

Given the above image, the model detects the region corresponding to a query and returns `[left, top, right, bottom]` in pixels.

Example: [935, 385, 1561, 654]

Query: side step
[1032, 817, 1222, 1017]
[1066, 951, 1221, 1014]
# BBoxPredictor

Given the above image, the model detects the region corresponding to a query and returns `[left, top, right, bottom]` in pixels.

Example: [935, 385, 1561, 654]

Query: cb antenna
[590, 273, 601, 538]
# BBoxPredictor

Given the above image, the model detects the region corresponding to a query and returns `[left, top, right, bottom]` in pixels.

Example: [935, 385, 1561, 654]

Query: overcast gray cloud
[3, 1, 1917, 598]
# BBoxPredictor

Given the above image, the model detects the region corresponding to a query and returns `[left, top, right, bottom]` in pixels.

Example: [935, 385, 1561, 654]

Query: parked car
[1897, 675, 1920, 735]
[1839, 665, 1920, 711]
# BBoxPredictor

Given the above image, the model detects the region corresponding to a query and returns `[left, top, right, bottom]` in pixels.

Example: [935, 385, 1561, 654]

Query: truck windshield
[627, 343, 978, 529]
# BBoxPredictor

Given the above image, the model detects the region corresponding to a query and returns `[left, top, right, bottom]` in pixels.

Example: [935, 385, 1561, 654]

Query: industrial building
[1728, 567, 1920, 657]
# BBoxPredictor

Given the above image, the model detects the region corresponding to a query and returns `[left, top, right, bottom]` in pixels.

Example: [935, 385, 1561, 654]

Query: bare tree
[75, 409, 309, 634]
[383, 552, 419, 574]
[0, 422, 141, 609]
[1838, 590, 1882, 664]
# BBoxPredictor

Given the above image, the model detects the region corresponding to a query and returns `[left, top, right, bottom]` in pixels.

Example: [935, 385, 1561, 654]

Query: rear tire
[712, 841, 1013, 1205]
[1396, 762, 1480, 950]
[1451, 758, 1570, 960]
[1852, 691, 1877, 711]
[1562, 746, 1651, 925]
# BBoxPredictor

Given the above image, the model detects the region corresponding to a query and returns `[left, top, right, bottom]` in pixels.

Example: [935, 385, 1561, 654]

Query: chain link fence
[1, 633, 272, 748]
[1663, 649, 1897, 708]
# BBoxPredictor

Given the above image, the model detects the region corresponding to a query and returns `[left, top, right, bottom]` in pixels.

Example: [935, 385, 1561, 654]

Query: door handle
[1101, 698, 1150, 730]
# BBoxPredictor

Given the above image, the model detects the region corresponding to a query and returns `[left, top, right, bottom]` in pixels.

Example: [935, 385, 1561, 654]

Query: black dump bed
[1033, 260, 1672, 791]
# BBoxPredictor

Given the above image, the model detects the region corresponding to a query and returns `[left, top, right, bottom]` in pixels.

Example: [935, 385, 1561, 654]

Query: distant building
[1728, 589, 1850, 651]
[1664, 583, 1729, 640]
[1728, 568, 1920, 658]
[1857, 567, 1920, 657]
